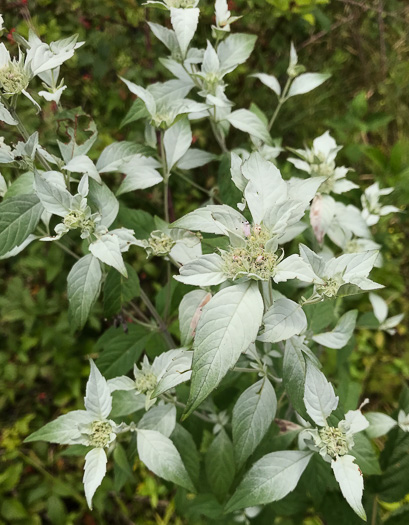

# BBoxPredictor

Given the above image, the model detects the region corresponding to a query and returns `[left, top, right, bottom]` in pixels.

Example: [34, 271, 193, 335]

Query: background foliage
[1, 0, 409, 523]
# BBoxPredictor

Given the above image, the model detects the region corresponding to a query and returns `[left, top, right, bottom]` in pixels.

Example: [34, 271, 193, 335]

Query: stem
[160, 394, 214, 423]
[268, 77, 292, 132]
[139, 288, 176, 349]
[159, 130, 170, 223]
[260, 280, 273, 311]
[210, 115, 228, 154]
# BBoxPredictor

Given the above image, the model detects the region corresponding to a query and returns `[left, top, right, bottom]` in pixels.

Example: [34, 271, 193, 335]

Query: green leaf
[225, 450, 313, 512]
[378, 429, 409, 502]
[67, 254, 102, 331]
[283, 338, 307, 418]
[171, 424, 200, 486]
[103, 263, 140, 318]
[96, 324, 152, 379]
[205, 429, 235, 501]
[137, 429, 195, 492]
[113, 443, 134, 492]
[0, 194, 43, 257]
[120, 98, 150, 128]
[117, 206, 155, 239]
[232, 378, 277, 469]
[184, 282, 264, 418]
[349, 433, 381, 476]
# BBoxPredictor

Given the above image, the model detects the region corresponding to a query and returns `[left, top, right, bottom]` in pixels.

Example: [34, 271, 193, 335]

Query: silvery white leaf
[160, 57, 194, 84]
[172, 204, 245, 235]
[164, 118, 192, 170]
[137, 429, 195, 491]
[299, 244, 326, 276]
[287, 73, 331, 98]
[312, 310, 357, 349]
[217, 34, 257, 74]
[398, 410, 409, 432]
[381, 314, 404, 331]
[34, 172, 72, 217]
[179, 289, 212, 346]
[274, 254, 322, 284]
[63, 155, 102, 183]
[365, 412, 397, 438]
[109, 228, 137, 252]
[241, 152, 287, 224]
[202, 40, 220, 73]
[230, 151, 247, 192]
[148, 22, 179, 54]
[258, 298, 307, 343]
[96, 142, 149, 173]
[24, 410, 93, 445]
[84, 360, 112, 420]
[83, 448, 107, 510]
[331, 455, 366, 521]
[175, 253, 226, 286]
[67, 254, 102, 331]
[138, 404, 177, 437]
[108, 376, 136, 393]
[369, 293, 388, 324]
[303, 361, 338, 426]
[153, 350, 193, 397]
[232, 378, 277, 469]
[251, 73, 281, 96]
[227, 109, 272, 145]
[88, 179, 119, 228]
[117, 155, 163, 195]
[170, 7, 200, 58]
[177, 149, 216, 170]
[0, 102, 18, 125]
[90, 233, 127, 277]
[225, 450, 313, 512]
[0, 233, 38, 260]
[119, 78, 156, 115]
[184, 281, 264, 417]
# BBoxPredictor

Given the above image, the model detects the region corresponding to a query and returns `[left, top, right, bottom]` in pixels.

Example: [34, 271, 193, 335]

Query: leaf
[0, 194, 43, 257]
[175, 253, 227, 286]
[137, 429, 195, 492]
[33, 173, 72, 216]
[288, 73, 331, 98]
[83, 448, 107, 509]
[170, 7, 200, 57]
[225, 451, 313, 512]
[153, 350, 193, 397]
[303, 361, 338, 426]
[113, 443, 134, 491]
[96, 141, 149, 173]
[84, 360, 112, 420]
[232, 378, 277, 469]
[179, 289, 211, 346]
[251, 73, 281, 96]
[184, 282, 264, 418]
[365, 412, 397, 438]
[369, 293, 388, 324]
[116, 155, 162, 195]
[274, 254, 322, 284]
[218, 34, 257, 74]
[258, 298, 307, 343]
[171, 424, 200, 486]
[312, 310, 358, 349]
[120, 98, 150, 128]
[349, 433, 381, 476]
[24, 410, 92, 444]
[282, 338, 307, 417]
[96, 325, 152, 379]
[90, 233, 127, 277]
[205, 429, 235, 500]
[0, 102, 18, 125]
[87, 179, 119, 228]
[227, 109, 272, 145]
[177, 149, 216, 170]
[67, 254, 102, 331]
[110, 390, 146, 418]
[138, 404, 176, 437]
[63, 155, 101, 183]
[164, 118, 192, 170]
[331, 455, 366, 521]
[103, 264, 140, 318]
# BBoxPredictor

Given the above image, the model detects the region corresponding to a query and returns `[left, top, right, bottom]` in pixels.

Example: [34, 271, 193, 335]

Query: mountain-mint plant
[0, 1, 406, 522]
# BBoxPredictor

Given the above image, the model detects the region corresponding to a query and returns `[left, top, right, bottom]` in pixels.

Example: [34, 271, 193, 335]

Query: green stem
[210, 116, 228, 154]
[160, 394, 214, 423]
[159, 130, 170, 223]
[139, 288, 176, 349]
[268, 77, 292, 132]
